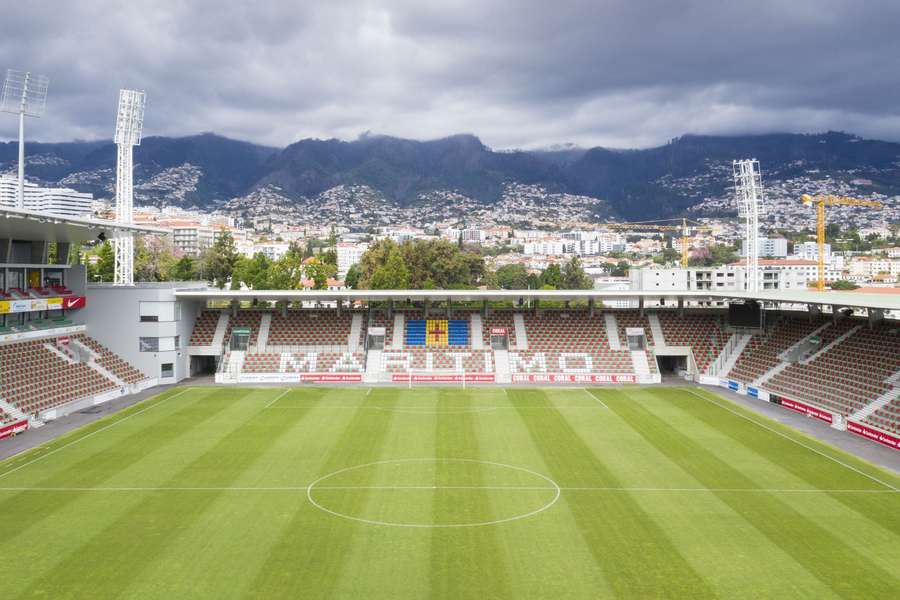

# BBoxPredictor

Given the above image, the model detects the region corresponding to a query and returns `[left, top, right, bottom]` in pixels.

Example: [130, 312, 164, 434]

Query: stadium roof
[173, 287, 900, 312]
[0, 206, 169, 243]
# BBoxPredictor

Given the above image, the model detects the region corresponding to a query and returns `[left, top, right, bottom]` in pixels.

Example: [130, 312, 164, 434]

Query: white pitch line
[0, 485, 894, 494]
[685, 388, 900, 492]
[0, 388, 192, 481]
[263, 388, 292, 409]
[582, 388, 609, 409]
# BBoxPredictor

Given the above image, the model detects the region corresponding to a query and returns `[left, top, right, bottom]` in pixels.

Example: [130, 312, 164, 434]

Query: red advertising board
[62, 296, 86, 310]
[779, 398, 834, 424]
[0, 419, 28, 440]
[489, 328, 507, 335]
[511, 373, 637, 384]
[392, 373, 496, 383]
[846, 421, 900, 451]
[299, 374, 363, 383]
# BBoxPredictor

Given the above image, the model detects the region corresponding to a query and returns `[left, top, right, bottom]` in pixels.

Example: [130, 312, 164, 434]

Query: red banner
[490, 328, 507, 335]
[392, 373, 496, 383]
[62, 296, 86, 310]
[847, 421, 900, 451]
[299, 374, 362, 382]
[780, 398, 834, 424]
[0, 419, 28, 440]
[511, 373, 637, 384]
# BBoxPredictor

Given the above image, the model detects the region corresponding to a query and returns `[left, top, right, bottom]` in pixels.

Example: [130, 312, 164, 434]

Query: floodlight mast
[113, 89, 146, 286]
[1, 69, 49, 209]
[733, 159, 765, 293]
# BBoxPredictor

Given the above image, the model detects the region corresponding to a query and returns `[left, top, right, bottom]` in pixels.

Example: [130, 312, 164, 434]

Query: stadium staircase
[604, 314, 621, 349]
[712, 332, 753, 378]
[257, 313, 272, 348]
[392, 313, 405, 348]
[513, 313, 528, 349]
[470, 313, 484, 349]
[493, 349, 511, 383]
[630, 350, 652, 378]
[648, 314, 667, 347]
[798, 324, 861, 365]
[364, 349, 382, 382]
[349, 313, 364, 351]
[0, 396, 33, 427]
[850, 385, 900, 423]
[212, 312, 230, 348]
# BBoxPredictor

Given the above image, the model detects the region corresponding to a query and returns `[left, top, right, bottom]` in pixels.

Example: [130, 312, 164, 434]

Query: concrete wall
[80, 284, 204, 383]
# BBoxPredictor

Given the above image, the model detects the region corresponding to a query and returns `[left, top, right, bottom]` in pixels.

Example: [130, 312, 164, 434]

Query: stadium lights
[113, 89, 146, 286]
[733, 159, 766, 293]
[1, 69, 49, 209]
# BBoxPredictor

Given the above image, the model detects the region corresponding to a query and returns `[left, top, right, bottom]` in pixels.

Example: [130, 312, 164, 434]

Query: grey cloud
[1, 0, 899, 149]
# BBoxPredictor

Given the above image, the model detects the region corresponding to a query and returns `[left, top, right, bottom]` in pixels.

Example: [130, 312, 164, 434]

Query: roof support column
[482, 299, 488, 317]
[424, 298, 430, 319]
[868, 308, 884, 329]
[639, 295, 644, 316]
[588, 297, 594, 317]
[446, 297, 451, 318]
[387, 298, 393, 319]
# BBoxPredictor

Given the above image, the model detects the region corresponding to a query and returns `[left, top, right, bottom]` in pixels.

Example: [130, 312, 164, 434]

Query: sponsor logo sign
[747, 386, 758, 398]
[727, 380, 740, 391]
[490, 327, 507, 335]
[0, 301, 8, 314]
[300, 374, 362, 383]
[11, 300, 31, 313]
[780, 398, 833, 424]
[846, 421, 900, 451]
[0, 419, 28, 440]
[31, 299, 48, 311]
[62, 296, 86, 310]
[392, 373, 495, 383]
[511, 374, 636, 384]
[48, 297, 63, 309]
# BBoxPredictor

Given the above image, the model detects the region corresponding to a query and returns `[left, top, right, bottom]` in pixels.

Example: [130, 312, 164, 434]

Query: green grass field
[1, 385, 898, 599]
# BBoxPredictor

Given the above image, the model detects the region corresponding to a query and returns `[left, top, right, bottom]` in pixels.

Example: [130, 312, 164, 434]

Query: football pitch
[1, 385, 898, 599]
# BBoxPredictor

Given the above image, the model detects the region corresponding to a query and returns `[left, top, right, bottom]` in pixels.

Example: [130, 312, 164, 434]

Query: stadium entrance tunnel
[307, 458, 560, 528]
[656, 354, 687, 375]
[190, 355, 218, 376]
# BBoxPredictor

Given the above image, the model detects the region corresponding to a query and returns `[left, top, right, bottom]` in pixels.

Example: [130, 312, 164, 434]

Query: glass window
[161, 363, 174, 378]
[139, 337, 159, 352]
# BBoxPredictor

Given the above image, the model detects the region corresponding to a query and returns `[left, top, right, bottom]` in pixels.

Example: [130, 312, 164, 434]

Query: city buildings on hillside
[0, 175, 93, 217]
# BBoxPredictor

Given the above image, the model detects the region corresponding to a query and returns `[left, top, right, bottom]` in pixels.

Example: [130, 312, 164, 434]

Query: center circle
[307, 458, 560, 528]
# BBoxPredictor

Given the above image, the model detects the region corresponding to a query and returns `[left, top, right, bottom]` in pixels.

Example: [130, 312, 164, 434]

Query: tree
[562, 256, 593, 289]
[495, 264, 529, 289]
[88, 241, 115, 282]
[370, 249, 410, 289]
[269, 243, 305, 289]
[359, 239, 399, 288]
[171, 255, 196, 281]
[303, 257, 337, 290]
[134, 236, 178, 282]
[344, 263, 361, 289]
[358, 238, 485, 289]
[540, 263, 563, 289]
[830, 280, 859, 290]
[201, 232, 239, 289]
[233, 253, 272, 289]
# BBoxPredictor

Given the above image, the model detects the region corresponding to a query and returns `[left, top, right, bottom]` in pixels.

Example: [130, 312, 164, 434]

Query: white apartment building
[251, 242, 291, 261]
[0, 175, 93, 217]
[523, 240, 568, 256]
[337, 242, 369, 277]
[630, 260, 817, 294]
[793, 241, 831, 261]
[848, 257, 900, 281]
[165, 220, 215, 257]
[741, 237, 788, 258]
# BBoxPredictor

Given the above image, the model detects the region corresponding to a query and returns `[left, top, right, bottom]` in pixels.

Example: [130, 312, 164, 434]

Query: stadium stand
[0, 407, 15, 425]
[482, 311, 518, 347]
[0, 337, 118, 416]
[75, 334, 149, 384]
[189, 310, 220, 346]
[657, 313, 730, 372]
[865, 397, 900, 435]
[242, 352, 366, 374]
[267, 311, 354, 346]
[726, 315, 825, 384]
[225, 311, 263, 346]
[764, 320, 900, 417]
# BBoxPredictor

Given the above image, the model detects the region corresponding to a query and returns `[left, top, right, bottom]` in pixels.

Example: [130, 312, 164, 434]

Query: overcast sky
[2, 1, 899, 149]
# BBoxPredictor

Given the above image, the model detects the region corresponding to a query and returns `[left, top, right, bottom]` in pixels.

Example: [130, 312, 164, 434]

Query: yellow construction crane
[800, 194, 882, 291]
[603, 218, 714, 267]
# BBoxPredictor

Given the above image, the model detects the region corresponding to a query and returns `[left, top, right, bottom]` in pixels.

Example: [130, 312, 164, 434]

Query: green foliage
[134, 236, 179, 283]
[303, 257, 337, 290]
[87, 241, 115, 282]
[200, 232, 240, 289]
[562, 256, 593, 290]
[830, 280, 859, 290]
[171, 256, 196, 281]
[268, 243, 305, 289]
[358, 239, 485, 289]
[233, 253, 272, 290]
[540, 263, 563, 288]
[370, 249, 410, 289]
[689, 244, 738, 267]
[495, 264, 530, 289]
[344, 264, 361, 289]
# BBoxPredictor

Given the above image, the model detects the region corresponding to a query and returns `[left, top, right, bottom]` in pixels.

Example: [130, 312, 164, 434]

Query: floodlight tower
[1, 69, 49, 208]
[113, 89, 146, 286]
[733, 159, 766, 293]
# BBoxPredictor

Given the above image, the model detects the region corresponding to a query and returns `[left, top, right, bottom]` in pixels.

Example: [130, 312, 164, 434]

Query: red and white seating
[189, 310, 220, 346]
[267, 311, 354, 346]
[658, 313, 729, 373]
[225, 311, 263, 346]
[242, 352, 366, 374]
[482, 311, 518, 347]
[727, 316, 825, 384]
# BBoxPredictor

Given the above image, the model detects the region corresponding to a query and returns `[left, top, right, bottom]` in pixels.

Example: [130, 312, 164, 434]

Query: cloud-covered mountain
[3, 131, 899, 220]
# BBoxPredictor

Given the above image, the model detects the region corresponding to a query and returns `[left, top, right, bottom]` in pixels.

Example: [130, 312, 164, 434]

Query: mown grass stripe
[243, 387, 400, 598]
[670, 388, 900, 538]
[602, 388, 900, 598]
[19, 388, 317, 599]
[510, 388, 717, 599]
[429, 388, 514, 599]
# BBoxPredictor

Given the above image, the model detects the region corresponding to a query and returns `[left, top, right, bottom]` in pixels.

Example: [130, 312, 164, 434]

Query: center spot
[307, 458, 560, 528]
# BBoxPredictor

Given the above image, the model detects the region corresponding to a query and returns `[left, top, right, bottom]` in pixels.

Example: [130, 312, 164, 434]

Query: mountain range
[2, 130, 899, 221]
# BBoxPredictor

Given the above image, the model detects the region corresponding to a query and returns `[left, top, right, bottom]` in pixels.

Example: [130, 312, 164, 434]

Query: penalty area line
[582, 388, 609, 409]
[264, 388, 292, 409]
